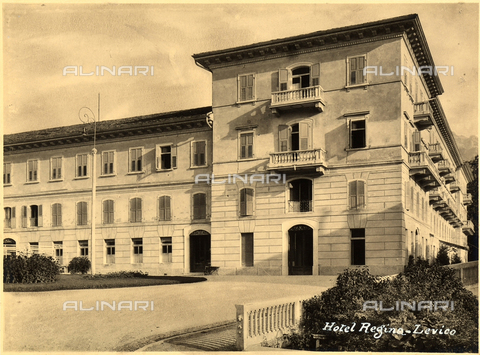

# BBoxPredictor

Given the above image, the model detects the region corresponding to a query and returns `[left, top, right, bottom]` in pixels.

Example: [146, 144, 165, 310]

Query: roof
[4, 106, 212, 153]
[193, 14, 443, 98]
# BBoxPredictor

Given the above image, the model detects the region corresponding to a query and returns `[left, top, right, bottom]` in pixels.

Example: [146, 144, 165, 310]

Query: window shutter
[311, 63, 320, 86]
[58, 204, 62, 226]
[248, 74, 255, 100]
[246, 189, 254, 216]
[52, 204, 55, 226]
[346, 57, 351, 85]
[172, 145, 177, 169]
[413, 131, 421, 151]
[240, 189, 246, 216]
[38, 205, 43, 227]
[130, 199, 135, 222]
[103, 201, 108, 224]
[137, 198, 142, 222]
[22, 206, 27, 227]
[349, 181, 357, 208]
[361, 56, 367, 83]
[165, 196, 171, 220]
[279, 125, 289, 152]
[279, 69, 288, 91]
[11, 207, 16, 228]
[299, 122, 310, 150]
[357, 181, 365, 207]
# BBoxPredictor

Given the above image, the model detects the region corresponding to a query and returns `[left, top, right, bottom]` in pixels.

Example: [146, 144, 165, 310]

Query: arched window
[239, 188, 254, 217]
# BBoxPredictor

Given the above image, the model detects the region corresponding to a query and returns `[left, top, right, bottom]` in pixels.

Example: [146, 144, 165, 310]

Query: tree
[451, 253, 462, 264]
[467, 155, 478, 261]
[436, 245, 450, 265]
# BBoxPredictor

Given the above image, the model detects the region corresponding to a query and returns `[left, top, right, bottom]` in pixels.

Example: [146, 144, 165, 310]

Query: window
[27, 160, 38, 182]
[101, 151, 115, 175]
[29, 242, 39, 254]
[158, 196, 171, 221]
[77, 202, 88, 226]
[351, 229, 365, 265]
[129, 198, 142, 223]
[288, 179, 312, 212]
[278, 121, 312, 152]
[4, 207, 15, 229]
[76, 154, 88, 177]
[156, 145, 177, 170]
[240, 188, 254, 217]
[237, 73, 255, 102]
[4, 162, 11, 185]
[278, 64, 320, 91]
[193, 193, 207, 220]
[132, 238, 143, 263]
[191, 141, 207, 167]
[29, 205, 42, 227]
[103, 200, 114, 224]
[129, 148, 143, 172]
[239, 132, 254, 159]
[241, 233, 254, 267]
[412, 131, 421, 152]
[50, 157, 62, 180]
[349, 180, 366, 209]
[161, 237, 172, 263]
[350, 119, 366, 149]
[347, 55, 367, 86]
[54, 241, 63, 265]
[105, 239, 115, 264]
[51, 203, 62, 227]
[79, 240, 88, 256]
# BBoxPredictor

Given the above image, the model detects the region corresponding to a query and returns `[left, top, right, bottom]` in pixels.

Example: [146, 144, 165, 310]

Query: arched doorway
[288, 225, 313, 275]
[3, 238, 16, 258]
[190, 230, 211, 272]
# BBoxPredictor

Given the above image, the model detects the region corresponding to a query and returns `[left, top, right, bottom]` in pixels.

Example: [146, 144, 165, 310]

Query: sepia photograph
[2, 1, 479, 353]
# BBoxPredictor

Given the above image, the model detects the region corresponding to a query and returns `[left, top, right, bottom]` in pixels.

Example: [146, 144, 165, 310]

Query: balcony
[288, 200, 312, 213]
[463, 193, 473, 205]
[462, 220, 475, 236]
[270, 86, 325, 115]
[444, 173, 456, 184]
[428, 143, 444, 162]
[267, 148, 327, 173]
[408, 151, 441, 191]
[429, 187, 445, 205]
[449, 182, 460, 192]
[413, 102, 434, 130]
[437, 160, 453, 176]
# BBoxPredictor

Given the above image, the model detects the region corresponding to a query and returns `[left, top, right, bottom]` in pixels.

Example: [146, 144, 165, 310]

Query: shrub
[451, 253, 462, 264]
[436, 245, 450, 265]
[3, 253, 61, 283]
[67, 257, 91, 274]
[287, 260, 478, 352]
[82, 270, 148, 279]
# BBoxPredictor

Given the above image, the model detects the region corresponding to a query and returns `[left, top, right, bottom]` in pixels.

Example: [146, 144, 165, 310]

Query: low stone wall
[449, 261, 478, 286]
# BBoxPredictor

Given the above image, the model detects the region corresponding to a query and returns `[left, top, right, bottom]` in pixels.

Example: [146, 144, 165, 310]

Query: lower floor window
[105, 239, 115, 264]
[29, 242, 39, 254]
[161, 237, 172, 263]
[241, 233, 254, 267]
[351, 229, 365, 265]
[79, 240, 88, 256]
[132, 238, 143, 263]
[54, 241, 63, 265]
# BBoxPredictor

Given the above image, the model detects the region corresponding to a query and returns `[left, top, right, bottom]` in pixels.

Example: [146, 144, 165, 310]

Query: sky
[3, 2, 479, 140]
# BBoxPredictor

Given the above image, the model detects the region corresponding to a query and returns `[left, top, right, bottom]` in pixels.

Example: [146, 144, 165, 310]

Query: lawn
[3, 274, 207, 292]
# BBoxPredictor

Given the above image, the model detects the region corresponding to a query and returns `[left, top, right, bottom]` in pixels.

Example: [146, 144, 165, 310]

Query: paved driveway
[3, 276, 335, 352]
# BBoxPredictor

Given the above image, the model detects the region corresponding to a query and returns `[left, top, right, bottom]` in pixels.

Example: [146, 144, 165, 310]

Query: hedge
[3, 253, 61, 283]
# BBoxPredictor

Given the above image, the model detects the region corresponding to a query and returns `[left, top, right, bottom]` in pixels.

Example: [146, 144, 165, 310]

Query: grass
[3, 274, 207, 292]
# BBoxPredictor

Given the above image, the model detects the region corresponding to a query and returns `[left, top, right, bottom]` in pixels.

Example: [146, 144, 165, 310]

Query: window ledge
[3, 183, 12, 187]
[189, 165, 208, 169]
[156, 168, 174, 173]
[49, 179, 64, 183]
[345, 83, 369, 90]
[100, 174, 116, 178]
[74, 176, 90, 180]
[127, 171, 145, 175]
[345, 147, 369, 152]
[237, 157, 256, 162]
[235, 99, 257, 106]
[25, 181, 39, 184]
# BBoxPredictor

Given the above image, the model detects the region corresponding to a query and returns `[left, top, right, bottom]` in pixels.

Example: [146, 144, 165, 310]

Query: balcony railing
[270, 86, 325, 113]
[428, 143, 444, 162]
[462, 220, 475, 236]
[437, 159, 453, 176]
[463, 193, 473, 205]
[449, 182, 460, 192]
[429, 187, 445, 204]
[408, 151, 441, 190]
[268, 148, 326, 171]
[288, 200, 312, 213]
[413, 102, 434, 130]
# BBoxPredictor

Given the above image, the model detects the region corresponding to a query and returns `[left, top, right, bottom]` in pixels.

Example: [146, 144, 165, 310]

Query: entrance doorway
[288, 225, 313, 275]
[190, 230, 211, 273]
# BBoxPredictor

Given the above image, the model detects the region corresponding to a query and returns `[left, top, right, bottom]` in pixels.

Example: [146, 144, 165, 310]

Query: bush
[67, 257, 91, 274]
[3, 253, 61, 283]
[82, 270, 148, 279]
[436, 245, 451, 265]
[451, 254, 462, 264]
[287, 260, 478, 352]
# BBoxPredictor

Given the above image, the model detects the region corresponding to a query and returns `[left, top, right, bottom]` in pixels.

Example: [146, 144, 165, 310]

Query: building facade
[3, 14, 474, 275]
